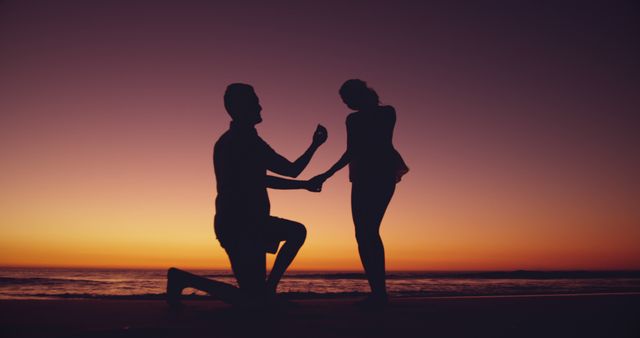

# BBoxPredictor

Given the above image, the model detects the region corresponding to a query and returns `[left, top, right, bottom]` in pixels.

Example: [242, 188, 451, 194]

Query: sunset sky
[1, 1, 639, 271]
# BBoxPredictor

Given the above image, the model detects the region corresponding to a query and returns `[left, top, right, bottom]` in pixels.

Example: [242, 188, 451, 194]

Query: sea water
[1, 268, 639, 300]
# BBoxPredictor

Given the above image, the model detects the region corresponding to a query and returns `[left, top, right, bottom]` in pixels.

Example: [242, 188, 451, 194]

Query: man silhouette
[167, 83, 326, 306]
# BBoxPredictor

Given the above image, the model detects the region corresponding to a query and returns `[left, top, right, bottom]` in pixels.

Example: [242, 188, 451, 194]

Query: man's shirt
[213, 122, 289, 242]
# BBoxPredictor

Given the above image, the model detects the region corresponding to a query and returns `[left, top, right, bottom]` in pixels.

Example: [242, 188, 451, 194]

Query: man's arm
[267, 125, 327, 178]
[266, 175, 321, 192]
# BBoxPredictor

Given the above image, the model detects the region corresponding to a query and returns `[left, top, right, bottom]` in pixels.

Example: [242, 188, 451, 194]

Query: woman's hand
[312, 124, 328, 147]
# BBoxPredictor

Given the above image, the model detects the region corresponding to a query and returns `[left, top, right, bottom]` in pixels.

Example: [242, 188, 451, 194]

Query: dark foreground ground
[1, 293, 638, 338]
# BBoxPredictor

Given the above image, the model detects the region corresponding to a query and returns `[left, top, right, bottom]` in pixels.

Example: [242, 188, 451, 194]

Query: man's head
[223, 83, 263, 125]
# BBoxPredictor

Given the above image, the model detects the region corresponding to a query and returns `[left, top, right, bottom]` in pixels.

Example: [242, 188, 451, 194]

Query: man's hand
[312, 124, 328, 147]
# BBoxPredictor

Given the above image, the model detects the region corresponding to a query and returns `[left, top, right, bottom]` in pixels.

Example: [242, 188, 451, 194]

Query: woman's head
[339, 79, 379, 111]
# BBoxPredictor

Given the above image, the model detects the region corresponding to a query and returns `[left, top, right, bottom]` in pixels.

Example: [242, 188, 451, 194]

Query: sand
[1, 293, 638, 337]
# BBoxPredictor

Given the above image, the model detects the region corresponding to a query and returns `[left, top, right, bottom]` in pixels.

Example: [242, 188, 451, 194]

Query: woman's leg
[351, 181, 395, 297]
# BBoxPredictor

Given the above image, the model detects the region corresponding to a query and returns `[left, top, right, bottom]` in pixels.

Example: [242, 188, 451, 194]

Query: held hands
[306, 173, 330, 193]
[304, 173, 330, 192]
[304, 178, 323, 192]
[312, 124, 328, 147]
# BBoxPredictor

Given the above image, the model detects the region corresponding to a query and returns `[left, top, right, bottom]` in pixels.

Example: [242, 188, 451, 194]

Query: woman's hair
[339, 79, 379, 110]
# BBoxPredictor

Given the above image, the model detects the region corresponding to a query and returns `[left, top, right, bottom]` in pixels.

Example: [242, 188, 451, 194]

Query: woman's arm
[308, 150, 350, 186]
[311, 114, 354, 183]
[323, 150, 350, 179]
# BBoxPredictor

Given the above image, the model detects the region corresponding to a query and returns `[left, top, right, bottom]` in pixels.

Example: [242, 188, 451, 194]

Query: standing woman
[312, 79, 408, 305]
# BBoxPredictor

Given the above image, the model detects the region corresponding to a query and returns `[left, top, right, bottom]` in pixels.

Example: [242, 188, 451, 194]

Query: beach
[1, 293, 638, 337]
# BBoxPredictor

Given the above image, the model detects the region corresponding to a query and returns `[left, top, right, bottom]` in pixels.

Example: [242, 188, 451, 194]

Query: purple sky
[1, 1, 639, 269]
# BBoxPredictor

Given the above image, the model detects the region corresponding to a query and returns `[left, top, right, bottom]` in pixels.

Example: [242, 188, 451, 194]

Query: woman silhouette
[312, 79, 408, 306]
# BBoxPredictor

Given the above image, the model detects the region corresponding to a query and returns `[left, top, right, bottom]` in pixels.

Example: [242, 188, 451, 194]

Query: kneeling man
[167, 83, 326, 306]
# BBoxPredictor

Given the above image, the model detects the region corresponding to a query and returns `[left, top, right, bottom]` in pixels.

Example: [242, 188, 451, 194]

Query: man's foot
[166, 267, 185, 308]
[354, 293, 389, 310]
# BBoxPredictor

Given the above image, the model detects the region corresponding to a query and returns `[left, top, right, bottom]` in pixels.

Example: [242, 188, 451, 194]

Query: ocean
[1, 268, 639, 300]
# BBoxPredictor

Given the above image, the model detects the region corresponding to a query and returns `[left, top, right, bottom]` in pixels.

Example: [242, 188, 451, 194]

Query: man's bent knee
[291, 222, 307, 245]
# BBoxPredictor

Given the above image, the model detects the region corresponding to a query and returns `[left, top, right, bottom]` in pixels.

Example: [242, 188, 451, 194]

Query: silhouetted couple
[167, 80, 408, 308]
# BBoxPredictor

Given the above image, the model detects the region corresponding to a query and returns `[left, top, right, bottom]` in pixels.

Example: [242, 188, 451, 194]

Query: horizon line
[2, 264, 640, 273]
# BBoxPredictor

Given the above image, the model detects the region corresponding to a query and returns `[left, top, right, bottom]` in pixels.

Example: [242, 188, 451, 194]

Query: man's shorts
[216, 215, 301, 254]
